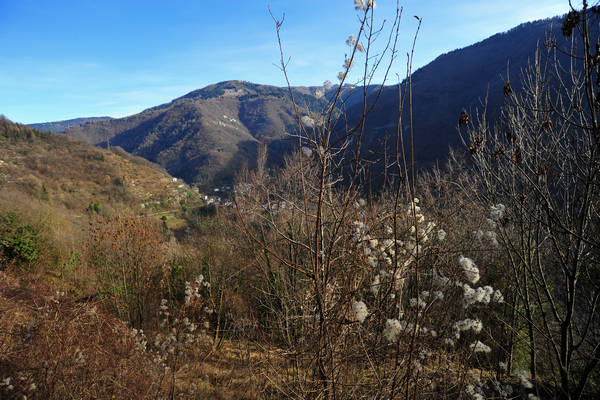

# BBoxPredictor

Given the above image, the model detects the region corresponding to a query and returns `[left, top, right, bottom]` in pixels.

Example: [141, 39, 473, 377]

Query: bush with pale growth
[470, 340, 492, 353]
[301, 115, 315, 128]
[352, 300, 368, 323]
[514, 370, 534, 389]
[489, 204, 506, 222]
[383, 319, 403, 343]
[437, 228, 447, 241]
[459, 255, 480, 284]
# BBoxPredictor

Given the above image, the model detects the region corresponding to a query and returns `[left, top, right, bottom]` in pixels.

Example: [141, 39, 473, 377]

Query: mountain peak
[178, 80, 273, 101]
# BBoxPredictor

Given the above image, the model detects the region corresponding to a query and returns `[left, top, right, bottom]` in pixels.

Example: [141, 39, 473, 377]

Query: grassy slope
[1, 116, 197, 220]
[0, 117, 272, 399]
[0, 116, 202, 280]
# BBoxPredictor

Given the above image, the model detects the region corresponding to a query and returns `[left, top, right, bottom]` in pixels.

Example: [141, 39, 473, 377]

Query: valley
[2, 4, 599, 399]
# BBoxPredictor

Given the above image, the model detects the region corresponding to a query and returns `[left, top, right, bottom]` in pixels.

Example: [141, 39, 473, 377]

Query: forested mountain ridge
[64, 80, 327, 187]
[346, 17, 566, 168]
[58, 17, 567, 187]
[28, 117, 113, 133]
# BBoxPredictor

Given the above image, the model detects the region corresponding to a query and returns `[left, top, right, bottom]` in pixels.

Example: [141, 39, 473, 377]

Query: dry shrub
[232, 148, 514, 399]
[0, 189, 89, 277]
[184, 212, 260, 342]
[86, 215, 169, 328]
[0, 271, 158, 399]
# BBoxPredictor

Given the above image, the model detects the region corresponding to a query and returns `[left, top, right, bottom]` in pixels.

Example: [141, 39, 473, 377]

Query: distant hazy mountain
[28, 117, 113, 133]
[65, 16, 568, 187]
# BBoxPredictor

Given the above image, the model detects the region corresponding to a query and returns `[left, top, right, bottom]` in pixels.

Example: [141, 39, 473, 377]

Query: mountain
[347, 16, 568, 171]
[0, 115, 197, 223]
[64, 16, 567, 187]
[28, 116, 113, 133]
[65, 81, 327, 188]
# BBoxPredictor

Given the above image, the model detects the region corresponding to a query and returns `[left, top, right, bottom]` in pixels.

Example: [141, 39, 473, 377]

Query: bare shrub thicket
[3, 2, 599, 399]
[177, 213, 260, 344]
[87, 215, 169, 328]
[462, 3, 600, 399]
[0, 272, 158, 400]
[233, 2, 516, 399]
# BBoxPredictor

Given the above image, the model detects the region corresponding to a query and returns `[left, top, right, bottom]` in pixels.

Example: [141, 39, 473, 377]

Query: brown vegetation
[1, 2, 600, 400]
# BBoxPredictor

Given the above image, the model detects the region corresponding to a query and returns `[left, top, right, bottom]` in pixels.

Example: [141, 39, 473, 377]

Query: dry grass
[0, 122, 203, 285]
[0, 268, 295, 400]
[173, 341, 286, 400]
[0, 132, 195, 213]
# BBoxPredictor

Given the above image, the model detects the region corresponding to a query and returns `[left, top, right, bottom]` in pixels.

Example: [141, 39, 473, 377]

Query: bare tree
[463, 2, 600, 398]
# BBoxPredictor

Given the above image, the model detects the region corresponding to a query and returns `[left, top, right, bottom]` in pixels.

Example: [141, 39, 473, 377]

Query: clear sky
[0, 0, 570, 124]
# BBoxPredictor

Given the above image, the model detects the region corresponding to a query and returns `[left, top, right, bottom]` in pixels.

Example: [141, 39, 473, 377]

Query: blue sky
[0, 0, 570, 124]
